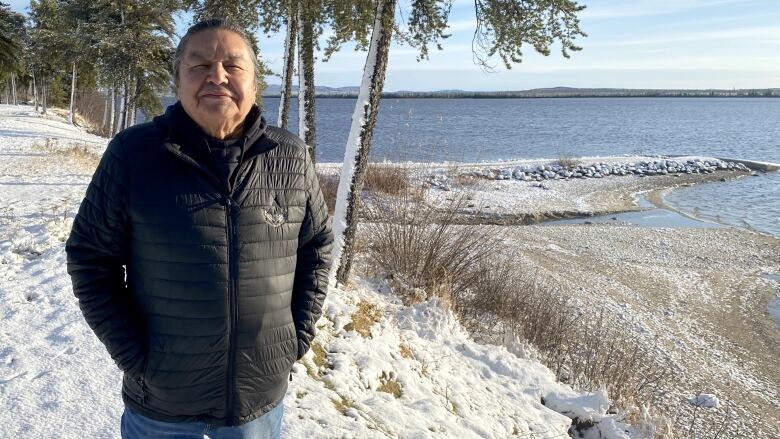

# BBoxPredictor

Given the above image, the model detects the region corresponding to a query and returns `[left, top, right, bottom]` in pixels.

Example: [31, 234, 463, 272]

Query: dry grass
[377, 371, 402, 398]
[332, 393, 357, 415]
[315, 163, 412, 216]
[457, 258, 674, 415]
[399, 343, 414, 360]
[316, 172, 339, 215]
[343, 301, 383, 338]
[33, 139, 100, 171]
[365, 191, 498, 306]
[553, 154, 579, 169]
[365, 185, 679, 433]
[364, 164, 410, 195]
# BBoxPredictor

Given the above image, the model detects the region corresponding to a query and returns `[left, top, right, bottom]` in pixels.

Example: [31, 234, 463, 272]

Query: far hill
[259, 85, 780, 98]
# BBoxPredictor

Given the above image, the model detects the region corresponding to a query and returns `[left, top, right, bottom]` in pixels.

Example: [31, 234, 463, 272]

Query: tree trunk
[330, 0, 396, 286]
[297, 2, 316, 161]
[69, 62, 77, 125]
[32, 70, 38, 112]
[42, 79, 47, 114]
[11, 74, 16, 105]
[121, 79, 129, 130]
[278, 10, 298, 130]
[115, 82, 125, 134]
[109, 86, 116, 136]
[102, 90, 109, 133]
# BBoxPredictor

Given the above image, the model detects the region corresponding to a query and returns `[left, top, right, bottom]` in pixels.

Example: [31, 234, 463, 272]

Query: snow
[0, 104, 635, 438]
[688, 394, 720, 409]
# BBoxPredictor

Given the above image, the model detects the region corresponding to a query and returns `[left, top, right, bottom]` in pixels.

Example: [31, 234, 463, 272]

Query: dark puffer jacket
[65, 103, 333, 426]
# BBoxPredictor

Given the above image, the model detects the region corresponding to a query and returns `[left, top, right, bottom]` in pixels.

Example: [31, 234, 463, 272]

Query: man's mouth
[200, 91, 233, 98]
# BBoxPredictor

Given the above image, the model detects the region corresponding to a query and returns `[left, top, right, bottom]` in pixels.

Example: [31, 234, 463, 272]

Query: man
[65, 19, 332, 438]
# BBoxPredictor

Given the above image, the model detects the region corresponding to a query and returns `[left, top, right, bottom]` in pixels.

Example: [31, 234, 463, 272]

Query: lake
[147, 97, 780, 236]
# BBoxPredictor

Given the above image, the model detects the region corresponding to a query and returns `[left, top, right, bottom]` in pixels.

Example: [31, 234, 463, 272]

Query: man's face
[177, 29, 256, 138]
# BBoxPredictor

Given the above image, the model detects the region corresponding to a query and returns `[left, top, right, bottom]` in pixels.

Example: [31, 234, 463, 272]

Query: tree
[27, 0, 65, 114]
[297, 0, 323, 160]
[91, 0, 180, 133]
[275, 2, 297, 130]
[329, 0, 586, 285]
[0, 2, 25, 104]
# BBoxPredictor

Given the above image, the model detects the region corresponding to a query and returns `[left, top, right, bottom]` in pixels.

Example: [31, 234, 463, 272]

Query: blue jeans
[121, 403, 284, 439]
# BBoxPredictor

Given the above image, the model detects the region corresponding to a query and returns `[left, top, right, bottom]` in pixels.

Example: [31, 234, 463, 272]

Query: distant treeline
[260, 88, 780, 99]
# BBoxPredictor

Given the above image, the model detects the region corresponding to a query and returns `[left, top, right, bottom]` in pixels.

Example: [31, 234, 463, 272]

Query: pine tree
[0, 2, 25, 104]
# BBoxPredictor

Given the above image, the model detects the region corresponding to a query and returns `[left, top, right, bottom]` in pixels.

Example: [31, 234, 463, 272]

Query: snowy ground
[318, 158, 752, 226]
[0, 105, 637, 438]
[499, 224, 780, 437]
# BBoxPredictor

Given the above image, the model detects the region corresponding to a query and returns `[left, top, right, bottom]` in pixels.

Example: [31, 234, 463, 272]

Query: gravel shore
[425, 163, 780, 436]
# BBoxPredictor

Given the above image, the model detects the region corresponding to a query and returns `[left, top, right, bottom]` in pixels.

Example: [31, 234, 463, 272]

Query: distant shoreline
[261, 94, 780, 99]
[256, 87, 780, 99]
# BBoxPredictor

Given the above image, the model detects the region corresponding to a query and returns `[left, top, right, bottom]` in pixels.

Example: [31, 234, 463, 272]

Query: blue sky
[10, 0, 780, 91]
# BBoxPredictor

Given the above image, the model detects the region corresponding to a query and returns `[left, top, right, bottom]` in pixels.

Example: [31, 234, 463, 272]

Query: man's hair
[173, 18, 259, 88]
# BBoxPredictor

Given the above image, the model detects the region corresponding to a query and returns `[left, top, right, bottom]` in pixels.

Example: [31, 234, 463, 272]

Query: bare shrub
[448, 167, 482, 187]
[364, 190, 499, 306]
[365, 189, 679, 432]
[457, 258, 677, 430]
[316, 171, 339, 214]
[364, 164, 410, 195]
[553, 154, 579, 169]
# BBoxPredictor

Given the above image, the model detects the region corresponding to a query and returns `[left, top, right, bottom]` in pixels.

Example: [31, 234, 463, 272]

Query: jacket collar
[154, 101, 278, 164]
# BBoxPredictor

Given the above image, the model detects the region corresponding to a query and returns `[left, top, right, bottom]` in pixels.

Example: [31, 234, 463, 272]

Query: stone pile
[425, 158, 751, 191]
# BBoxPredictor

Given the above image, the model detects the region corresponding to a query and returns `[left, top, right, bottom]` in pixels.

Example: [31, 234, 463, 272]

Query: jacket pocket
[125, 356, 149, 404]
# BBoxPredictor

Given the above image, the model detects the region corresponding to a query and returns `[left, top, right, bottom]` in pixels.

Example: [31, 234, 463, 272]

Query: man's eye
[225, 65, 242, 70]
[192, 65, 209, 69]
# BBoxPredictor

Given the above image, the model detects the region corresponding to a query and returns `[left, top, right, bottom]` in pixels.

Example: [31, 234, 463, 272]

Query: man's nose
[207, 62, 228, 85]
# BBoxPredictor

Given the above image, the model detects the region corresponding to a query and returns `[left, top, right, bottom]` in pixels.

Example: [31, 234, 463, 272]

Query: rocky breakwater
[427, 158, 751, 191]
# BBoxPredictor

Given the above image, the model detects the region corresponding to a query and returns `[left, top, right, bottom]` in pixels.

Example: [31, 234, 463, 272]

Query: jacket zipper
[224, 196, 239, 423]
[164, 142, 247, 424]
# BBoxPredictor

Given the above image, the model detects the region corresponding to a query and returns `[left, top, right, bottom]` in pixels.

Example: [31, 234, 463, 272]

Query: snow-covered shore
[0, 105, 635, 437]
[2, 104, 778, 438]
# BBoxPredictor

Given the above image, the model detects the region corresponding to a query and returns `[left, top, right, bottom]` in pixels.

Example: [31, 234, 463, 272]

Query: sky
[9, 0, 780, 91]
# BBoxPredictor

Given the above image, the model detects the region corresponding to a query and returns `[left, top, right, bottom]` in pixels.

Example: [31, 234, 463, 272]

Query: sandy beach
[411, 162, 780, 436]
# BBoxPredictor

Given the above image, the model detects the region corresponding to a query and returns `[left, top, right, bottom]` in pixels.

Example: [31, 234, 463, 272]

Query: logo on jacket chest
[261, 195, 288, 227]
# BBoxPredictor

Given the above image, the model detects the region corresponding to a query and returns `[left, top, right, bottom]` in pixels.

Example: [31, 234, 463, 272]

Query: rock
[689, 394, 720, 409]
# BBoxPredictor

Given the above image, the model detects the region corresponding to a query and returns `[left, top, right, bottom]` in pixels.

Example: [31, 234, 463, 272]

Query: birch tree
[329, 0, 586, 285]
[329, 0, 397, 286]
[276, 4, 297, 129]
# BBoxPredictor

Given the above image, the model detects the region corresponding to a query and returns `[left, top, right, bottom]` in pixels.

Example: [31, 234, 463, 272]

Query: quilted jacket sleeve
[65, 137, 145, 375]
[292, 153, 334, 360]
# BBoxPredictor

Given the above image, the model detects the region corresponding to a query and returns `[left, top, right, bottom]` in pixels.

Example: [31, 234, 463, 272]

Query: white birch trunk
[109, 87, 116, 136]
[297, 9, 307, 142]
[68, 62, 77, 125]
[11, 74, 16, 105]
[329, 0, 396, 286]
[32, 70, 38, 112]
[41, 80, 47, 114]
[122, 80, 130, 130]
[102, 90, 109, 132]
[277, 12, 297, 130]
[115, 83, 125, 134]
